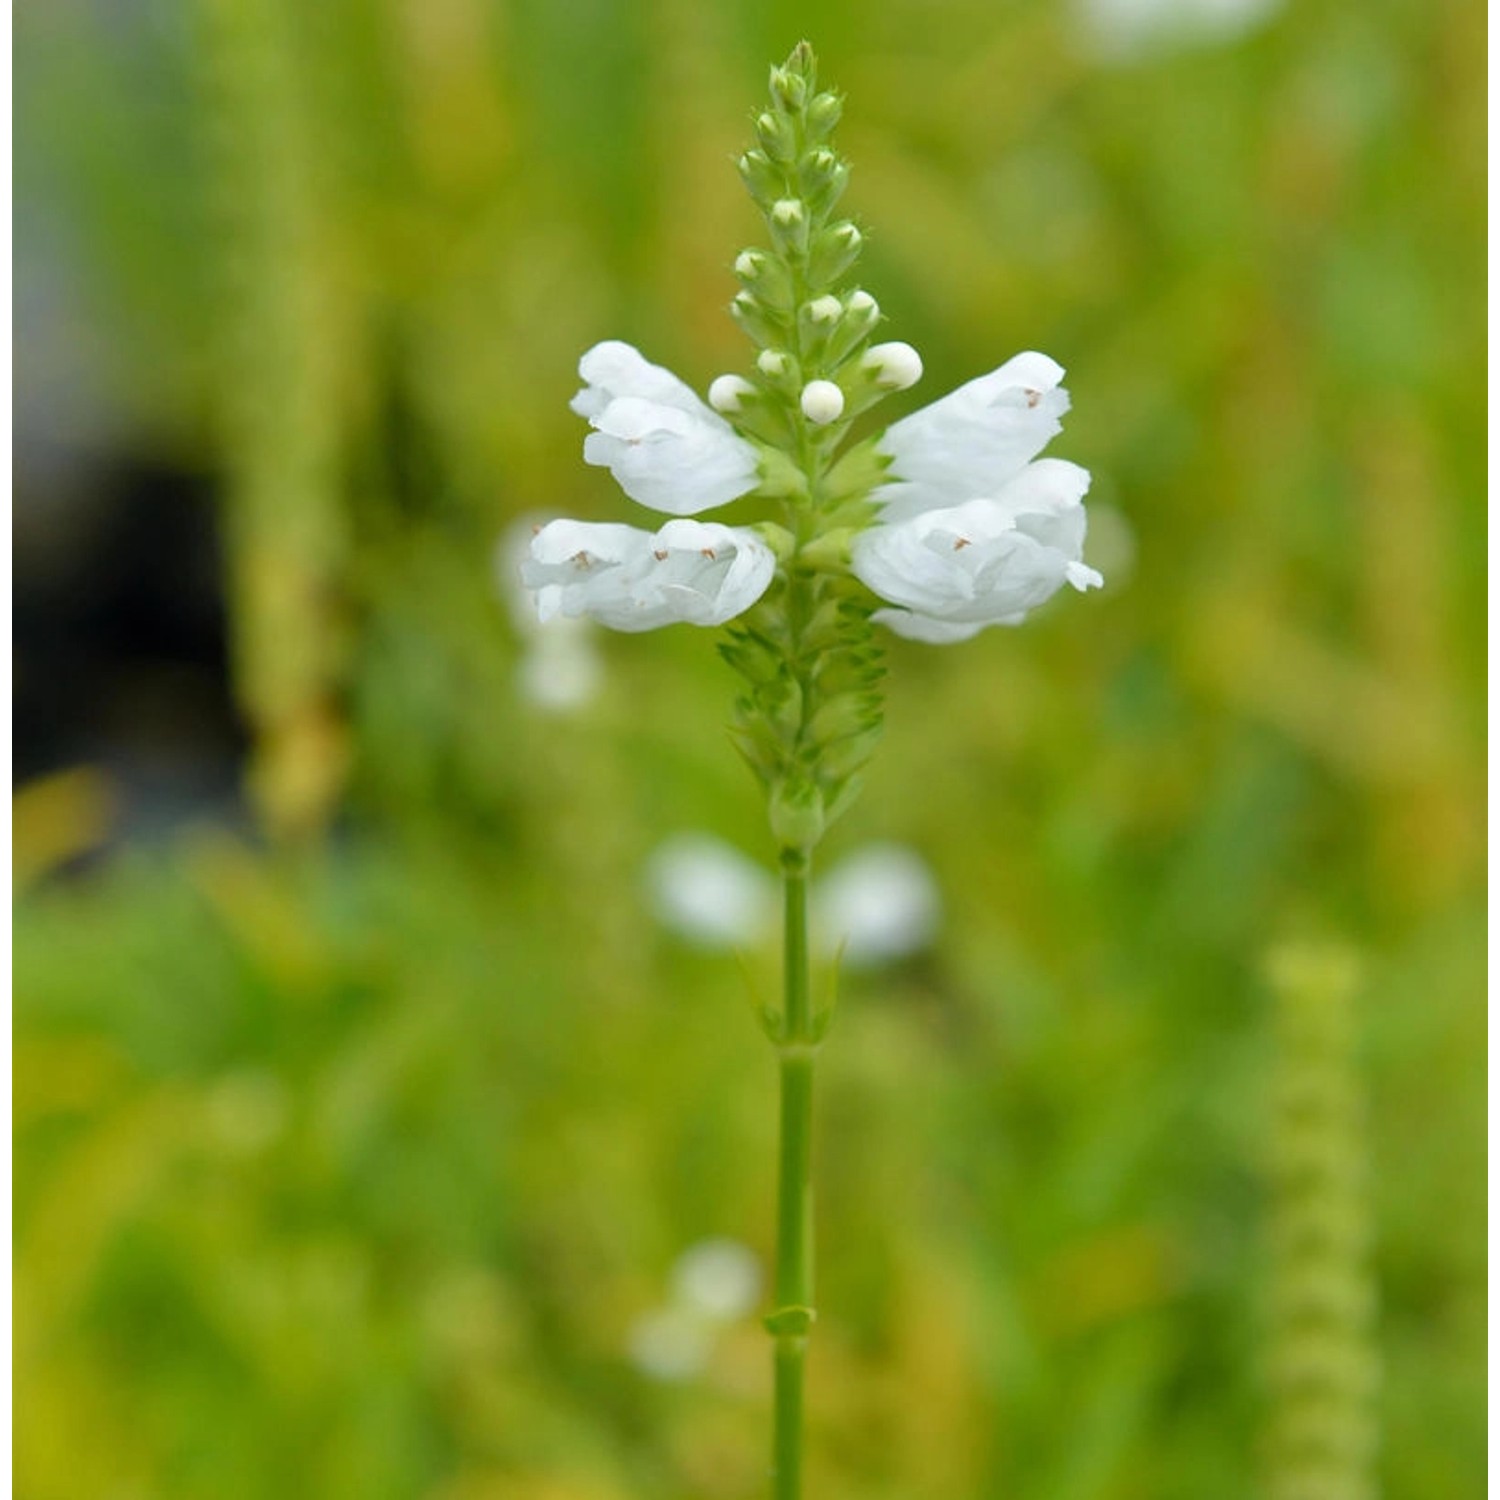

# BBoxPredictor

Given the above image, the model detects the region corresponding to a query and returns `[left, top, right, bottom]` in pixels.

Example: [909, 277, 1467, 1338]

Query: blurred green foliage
[14, 0, 1484, 1496]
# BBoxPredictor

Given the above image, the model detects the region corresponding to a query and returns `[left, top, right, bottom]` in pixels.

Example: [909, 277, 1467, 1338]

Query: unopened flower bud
[737, 149, 782, 206]
[801, 379, 845, 425]
[708, 374, 756, 413]
[805, 90, 843, 140]
[731, 291, 782, 345]
[735, 250, 765, 280]
[863, 341, 923, 390]
[820, 291, 882, 369]
[806, 221, 862, 285]
[757, 348, 791, 378]
[755, 110, 797, 163]
[769, 197, 810, 256]
[806, 295, 842, 324]
[769, 65, 807, 111]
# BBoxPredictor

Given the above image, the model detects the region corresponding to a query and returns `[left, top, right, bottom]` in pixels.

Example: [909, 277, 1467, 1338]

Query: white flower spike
[572, 341, 761, 515]
[522, 518, 775, 633]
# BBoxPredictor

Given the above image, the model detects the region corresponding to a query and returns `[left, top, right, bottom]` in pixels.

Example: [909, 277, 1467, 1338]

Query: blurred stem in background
[194, 0, 350, 844]
[1262, 944, 1379, 1500]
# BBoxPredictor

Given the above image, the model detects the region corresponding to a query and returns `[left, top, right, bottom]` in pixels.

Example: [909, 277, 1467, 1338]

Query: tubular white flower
[851, 462, 1103, 640]
[572, 341, 760, 515]
[877, 350, 1071, 496]
[800, 379, 845, 424]
[522, 517, 775, 633]
[856, 351, 1103, 641]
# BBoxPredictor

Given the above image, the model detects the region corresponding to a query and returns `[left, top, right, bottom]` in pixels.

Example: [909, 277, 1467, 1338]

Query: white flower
[572, 341, 761, 515]
[854, 352, 1103, 640]
[522, 517, 775, 633]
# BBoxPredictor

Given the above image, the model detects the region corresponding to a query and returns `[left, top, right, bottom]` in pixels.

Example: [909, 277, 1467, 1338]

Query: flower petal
[870, 609, 989, 643]
[879, 350, 1071, 495]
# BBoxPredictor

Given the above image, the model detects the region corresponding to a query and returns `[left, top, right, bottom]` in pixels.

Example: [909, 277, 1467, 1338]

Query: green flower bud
[805, 90, 843, 141]
[755, 110, 797, 163]
[805, 221, 862, 287]
[768, 197, 810, 256]
[769, 64, 808, 112]
[756, 347, 794, 380]
[731, 290, 786, 347]
[805, 160, 850, 217]
[737, 149, 784, 207]
[736, 249, 797, 312]
[821, 289, 881, 368]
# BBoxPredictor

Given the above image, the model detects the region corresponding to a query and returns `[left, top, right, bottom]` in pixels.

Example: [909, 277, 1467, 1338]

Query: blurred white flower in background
[646, 832, 777, 948]
[671, 1237, 762, 1321]
[499, 516, 604, 713]
[646, 833, 941, 967]
[627, 1237, 763, 1383]
[627, 1304, 715, 1382]
[1073, 0, 1283, 62]
[814, 844, 941, 966]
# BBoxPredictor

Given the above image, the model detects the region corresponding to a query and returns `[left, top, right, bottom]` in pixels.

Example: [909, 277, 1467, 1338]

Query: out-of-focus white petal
[814, 844, 941, 966]
[879, 351, 1070, 495]
[573, 341, 760, 514]
[627, 1306, 713, 1382]
[518, 631, 602, 711]
[1074, 0, 1283, 63]
[647, 833, 778, 948]
[670, 1239, 762, 1322]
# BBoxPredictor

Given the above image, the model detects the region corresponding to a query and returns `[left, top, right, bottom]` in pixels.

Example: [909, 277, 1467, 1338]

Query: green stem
[771, 862, 815, 1498]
